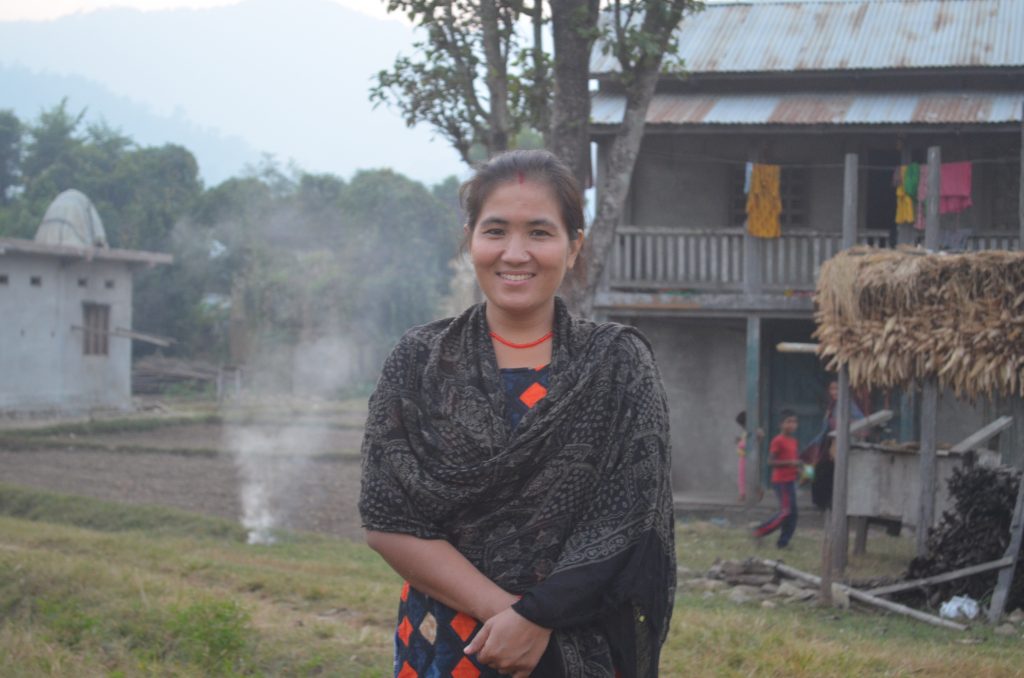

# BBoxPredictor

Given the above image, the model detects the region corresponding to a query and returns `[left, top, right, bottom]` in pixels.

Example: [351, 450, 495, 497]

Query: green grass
[0, 485, 1021, 677]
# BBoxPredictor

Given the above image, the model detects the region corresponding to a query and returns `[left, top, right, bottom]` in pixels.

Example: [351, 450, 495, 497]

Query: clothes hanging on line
[914, 161, 973, 230]
[743, 162, 753, 195]
[746, 163, 781, 238]
[897, 165, 913, 224]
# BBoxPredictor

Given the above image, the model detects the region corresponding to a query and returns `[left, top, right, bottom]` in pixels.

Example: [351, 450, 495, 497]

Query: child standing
[734, 411, 764, 503]
[752, 410, 801, 548]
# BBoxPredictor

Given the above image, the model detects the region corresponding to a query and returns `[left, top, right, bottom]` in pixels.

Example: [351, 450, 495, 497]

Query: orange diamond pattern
[401, 581, 410, 602]
[397, 661, 418, 678]
[451, 657, 481, 678]
[519, 382, 548, 409]
[397, 616, 414, 646]
[449, 611, 478, 642]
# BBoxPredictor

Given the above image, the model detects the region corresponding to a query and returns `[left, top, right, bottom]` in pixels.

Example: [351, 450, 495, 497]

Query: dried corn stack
[814, 246, 1024, 400]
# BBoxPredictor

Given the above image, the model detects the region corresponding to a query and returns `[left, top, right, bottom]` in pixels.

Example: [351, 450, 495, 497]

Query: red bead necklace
[489, 330, 553, 349]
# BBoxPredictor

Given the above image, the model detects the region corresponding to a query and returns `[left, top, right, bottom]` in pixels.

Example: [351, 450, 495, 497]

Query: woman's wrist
[477, 590, 520, 621]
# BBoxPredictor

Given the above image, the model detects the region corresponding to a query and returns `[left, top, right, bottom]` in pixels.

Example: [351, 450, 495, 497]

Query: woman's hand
[464, 607, 551, 677]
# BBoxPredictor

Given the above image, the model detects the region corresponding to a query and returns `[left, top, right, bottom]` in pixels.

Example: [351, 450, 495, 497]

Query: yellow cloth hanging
[895, 165, 915, 224]
[746, 164, 781, 238]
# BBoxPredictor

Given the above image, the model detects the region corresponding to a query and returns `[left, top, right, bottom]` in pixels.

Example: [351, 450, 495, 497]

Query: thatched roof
[814, 247, 1024, 400]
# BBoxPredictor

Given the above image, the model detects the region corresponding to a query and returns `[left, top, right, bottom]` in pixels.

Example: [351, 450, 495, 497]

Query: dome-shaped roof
[35, 189, 108, 248]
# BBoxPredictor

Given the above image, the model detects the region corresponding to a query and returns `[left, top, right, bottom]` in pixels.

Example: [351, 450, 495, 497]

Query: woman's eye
[531, 229, 553, 238]
[483, 228, 505, 236]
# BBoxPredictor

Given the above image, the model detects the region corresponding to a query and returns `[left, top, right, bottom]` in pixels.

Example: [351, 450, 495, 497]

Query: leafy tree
[371, 0, 549, 163]
[0, 109, 22, 205]
[21, 98, 87, 202]
[371, 0, 703, 315]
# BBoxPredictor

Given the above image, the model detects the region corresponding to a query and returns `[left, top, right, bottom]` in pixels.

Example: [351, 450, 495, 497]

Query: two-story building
[590, 0, 1023, 496]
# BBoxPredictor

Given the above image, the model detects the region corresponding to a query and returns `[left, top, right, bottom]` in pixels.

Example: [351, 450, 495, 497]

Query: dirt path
[0, 422, 367, 541]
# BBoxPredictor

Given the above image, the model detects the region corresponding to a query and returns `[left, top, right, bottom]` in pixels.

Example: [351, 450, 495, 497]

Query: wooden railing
[965, 232, 1020, 251]
[609, 227, 891, 292]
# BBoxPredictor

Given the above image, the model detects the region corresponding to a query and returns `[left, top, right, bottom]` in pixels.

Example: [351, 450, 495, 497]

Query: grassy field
[0, 484, 1021, 677]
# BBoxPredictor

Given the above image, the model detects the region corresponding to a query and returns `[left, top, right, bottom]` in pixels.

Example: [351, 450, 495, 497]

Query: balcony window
[729, 165, 808, 229]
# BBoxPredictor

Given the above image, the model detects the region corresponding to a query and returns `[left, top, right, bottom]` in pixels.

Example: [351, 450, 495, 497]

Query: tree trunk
[581, 62, 662, 317]
[570, 0, 693, 317]
[480, 0, 510, 154]
[549, 0, 600, 189]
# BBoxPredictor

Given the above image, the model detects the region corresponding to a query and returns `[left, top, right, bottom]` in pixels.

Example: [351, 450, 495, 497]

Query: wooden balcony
[607, 226, 1020, 294]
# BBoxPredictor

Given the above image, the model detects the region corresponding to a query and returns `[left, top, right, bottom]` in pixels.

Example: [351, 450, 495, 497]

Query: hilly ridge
[0, 0, 464, 185]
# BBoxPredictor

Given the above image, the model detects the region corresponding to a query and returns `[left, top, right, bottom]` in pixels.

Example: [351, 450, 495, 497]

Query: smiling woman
[360, 149, 676, 678]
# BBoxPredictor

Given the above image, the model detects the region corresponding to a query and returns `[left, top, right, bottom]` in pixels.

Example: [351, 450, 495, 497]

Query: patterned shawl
[359, 298, 676, 677]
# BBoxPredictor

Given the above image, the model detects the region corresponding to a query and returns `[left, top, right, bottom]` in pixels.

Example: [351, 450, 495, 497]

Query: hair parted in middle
[459, 149, 585, 241]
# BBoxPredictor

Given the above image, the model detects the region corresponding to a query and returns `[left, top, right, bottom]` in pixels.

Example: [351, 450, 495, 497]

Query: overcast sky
[0, 0, 396, 22]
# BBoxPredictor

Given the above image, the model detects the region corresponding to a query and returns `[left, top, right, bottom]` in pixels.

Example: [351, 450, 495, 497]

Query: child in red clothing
[752, 410, 801, 548]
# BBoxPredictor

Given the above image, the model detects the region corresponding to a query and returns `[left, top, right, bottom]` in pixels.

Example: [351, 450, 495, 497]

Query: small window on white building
[105, 280, 115, 289]
[30, 276, 42, 287]
[0, 274, 8, 285]
[83, 303, 110, 356]
[78, 278, 88, 288]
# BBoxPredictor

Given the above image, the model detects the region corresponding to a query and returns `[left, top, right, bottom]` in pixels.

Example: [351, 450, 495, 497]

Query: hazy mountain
[0, 0, 465, 185]
[0, 63, 262, 184]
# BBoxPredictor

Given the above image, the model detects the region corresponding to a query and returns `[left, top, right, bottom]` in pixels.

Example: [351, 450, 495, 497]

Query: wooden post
[745, 316, 762, 505]
[852, 516, 869, 556]
[825, 152, 858, 581]
[842, 153, 858, 250]
[924, 146, 941, 251]
[832, 368, 853, 575]
[1018, 121, 1023, 248]
[899, 390, 917, 443]
[743, 152, 763, 296]
[1011, 399, 1024, 468]
[916, 146, 941, 558]
[987, 463, 1024, 623]
[916, 381, 939, 557]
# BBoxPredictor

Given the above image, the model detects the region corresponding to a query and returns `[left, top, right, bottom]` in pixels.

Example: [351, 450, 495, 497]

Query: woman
[359, 150, 676, 677]
[805, 379, 865, 510]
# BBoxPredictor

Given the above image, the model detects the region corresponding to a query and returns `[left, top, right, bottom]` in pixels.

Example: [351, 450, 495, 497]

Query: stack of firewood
[902, 465, 1022, 611]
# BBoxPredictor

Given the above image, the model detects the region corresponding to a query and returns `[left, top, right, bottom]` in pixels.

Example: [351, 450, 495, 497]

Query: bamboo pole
[759, 558, 968, 632]
[867, 557, 1014, 597]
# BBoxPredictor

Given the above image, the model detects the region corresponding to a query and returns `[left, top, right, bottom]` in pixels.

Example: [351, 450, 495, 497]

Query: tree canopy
[0, 102, 461, 392]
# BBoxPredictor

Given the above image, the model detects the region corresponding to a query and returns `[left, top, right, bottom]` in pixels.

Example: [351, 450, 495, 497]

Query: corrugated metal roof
[591, 91, 1024, 126]
[591, 0, 1024, 74]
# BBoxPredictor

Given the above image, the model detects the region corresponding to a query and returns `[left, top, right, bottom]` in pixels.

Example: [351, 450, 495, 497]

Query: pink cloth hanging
[914, 162, 973, 230]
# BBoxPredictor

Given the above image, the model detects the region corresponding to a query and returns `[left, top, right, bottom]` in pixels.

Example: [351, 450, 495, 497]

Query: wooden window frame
[83, 303, 110, 356]
[729, 164, 808, 229]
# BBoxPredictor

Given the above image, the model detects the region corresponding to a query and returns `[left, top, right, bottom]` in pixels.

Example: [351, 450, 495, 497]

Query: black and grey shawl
[359, 298, 676, 677]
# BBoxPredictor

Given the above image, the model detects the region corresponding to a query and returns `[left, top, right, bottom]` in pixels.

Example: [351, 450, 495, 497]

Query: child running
[752, 409, 801, 548]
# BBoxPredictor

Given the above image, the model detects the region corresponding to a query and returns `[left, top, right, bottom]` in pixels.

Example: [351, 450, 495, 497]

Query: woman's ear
[567, 230, 585, 269]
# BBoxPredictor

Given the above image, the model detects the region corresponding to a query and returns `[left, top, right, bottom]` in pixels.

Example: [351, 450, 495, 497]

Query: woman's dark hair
[459, 149, 584, 242]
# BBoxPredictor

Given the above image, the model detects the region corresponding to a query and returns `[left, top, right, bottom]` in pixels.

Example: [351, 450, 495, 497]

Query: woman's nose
[501, 235, 531, 263]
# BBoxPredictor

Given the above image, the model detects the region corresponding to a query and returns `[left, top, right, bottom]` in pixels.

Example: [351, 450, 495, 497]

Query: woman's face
[468, 179, 582, 322]
[828, 381, 839, 401]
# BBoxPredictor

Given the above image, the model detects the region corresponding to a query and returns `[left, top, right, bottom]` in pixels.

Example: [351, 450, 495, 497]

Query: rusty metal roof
[591, 0, 1024, 74]
[591, 91, 1024, 126]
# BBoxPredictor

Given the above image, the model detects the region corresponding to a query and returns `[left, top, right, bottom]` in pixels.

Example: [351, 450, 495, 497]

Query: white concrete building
[0, 190, 171, 413]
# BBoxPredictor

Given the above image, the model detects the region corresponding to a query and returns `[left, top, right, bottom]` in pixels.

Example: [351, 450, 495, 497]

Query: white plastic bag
[939, 595, 979, 620]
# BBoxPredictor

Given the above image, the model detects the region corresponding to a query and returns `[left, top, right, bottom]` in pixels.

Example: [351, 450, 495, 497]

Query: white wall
[0, 253, 133, 412]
